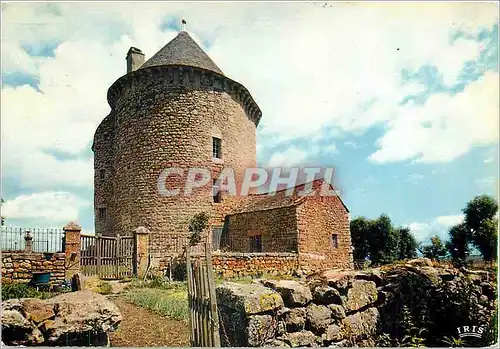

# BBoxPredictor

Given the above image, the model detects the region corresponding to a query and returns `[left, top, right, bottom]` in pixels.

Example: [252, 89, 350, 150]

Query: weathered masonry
[93, 29, 353, 272]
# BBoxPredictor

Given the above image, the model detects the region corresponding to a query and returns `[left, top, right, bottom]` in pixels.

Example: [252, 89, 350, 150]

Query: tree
[420, 235, 447, 260]
[396, 227, 418, 260]
[462, 195, 498, 262]
[446, 223, 470, 266]
[351, 215, 418, 265]
[367, 214, 401, 265]
[188, 212, 209, 246]
[350, 217, 371, 261]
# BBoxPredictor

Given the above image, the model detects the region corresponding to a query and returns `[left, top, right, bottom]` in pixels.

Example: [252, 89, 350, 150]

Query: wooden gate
[186, 241, 221, 347]
[80, 234, 134, 279]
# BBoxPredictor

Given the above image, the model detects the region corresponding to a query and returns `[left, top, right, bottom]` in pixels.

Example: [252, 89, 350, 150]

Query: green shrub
[1, 283, 52, 300]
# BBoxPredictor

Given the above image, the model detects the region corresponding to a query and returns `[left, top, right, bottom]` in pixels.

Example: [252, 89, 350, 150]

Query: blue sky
[1, 2, 498, 244]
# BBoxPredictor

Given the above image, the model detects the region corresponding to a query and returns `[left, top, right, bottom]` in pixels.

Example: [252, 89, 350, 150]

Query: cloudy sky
[1, 2, 498, 243]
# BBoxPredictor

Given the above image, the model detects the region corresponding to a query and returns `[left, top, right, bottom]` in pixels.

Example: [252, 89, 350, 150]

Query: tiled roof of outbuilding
[139, 31, 224, 75]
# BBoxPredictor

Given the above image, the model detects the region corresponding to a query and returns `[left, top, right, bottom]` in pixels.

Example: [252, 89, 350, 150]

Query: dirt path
[109, 298, 190, 347]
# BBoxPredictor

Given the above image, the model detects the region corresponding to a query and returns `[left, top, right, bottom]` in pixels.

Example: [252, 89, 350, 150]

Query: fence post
[63, 222, 81, 280]
[133, 227, 150, 278]
[24, 231, 33, 252]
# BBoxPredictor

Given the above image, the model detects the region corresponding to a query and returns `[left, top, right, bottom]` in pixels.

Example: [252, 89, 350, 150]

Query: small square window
[98, 208, 107, 219]
[249, 235, 262, 252]
[212, 137, 222, 159]
[213, 179, 222, 203]
[332, 234, 338, 248]
[99, 169, 105, 180]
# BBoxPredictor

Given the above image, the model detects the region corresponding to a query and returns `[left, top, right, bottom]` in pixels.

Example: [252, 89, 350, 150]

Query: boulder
[313, 286, 342, 305]
[306, 304, 332, 333]
[284, 307, 306, 332]
[322, 324, 341, 342]
[283, 330, 317, 347]
[354, 270, 383, 286]
[1, 309, 44, 345]
[22, 299, 55, 323]
[328, 304, 346, 320]
[324, 271, 354, 292]
[216, 282, 283, 315]
[406, 258, 433, 267]
[44, 290, 121, 345]
[263, 280, 312, 307]
[345, 280, 377, 311]
[247, 314, 277, 346]
[341, 307, 379, 339]
[1, 290, 121, 346]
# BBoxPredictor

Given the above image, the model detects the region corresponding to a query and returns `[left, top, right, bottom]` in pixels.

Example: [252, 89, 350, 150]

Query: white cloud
[484, 148, 497, 164]
[266, 147, 308, 168]
[435, 214, 465, 226]
[2, 191, 90, 225]
[475, 176, 497, 189]
[370, 71, 499, 163]
[407, 214, 465, 243]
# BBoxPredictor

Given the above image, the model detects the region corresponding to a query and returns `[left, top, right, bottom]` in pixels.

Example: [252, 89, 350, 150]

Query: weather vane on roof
[182, 19, 187, 32]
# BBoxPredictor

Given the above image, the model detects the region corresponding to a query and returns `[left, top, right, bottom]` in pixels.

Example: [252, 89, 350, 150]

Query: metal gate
[80, 234, 134, 279]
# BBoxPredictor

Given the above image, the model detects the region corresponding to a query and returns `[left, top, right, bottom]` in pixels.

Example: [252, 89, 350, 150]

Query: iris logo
[456, 325, 486, 338]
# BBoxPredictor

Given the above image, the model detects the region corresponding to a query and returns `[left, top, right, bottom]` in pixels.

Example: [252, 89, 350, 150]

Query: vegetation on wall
[188, 212, 209, 246]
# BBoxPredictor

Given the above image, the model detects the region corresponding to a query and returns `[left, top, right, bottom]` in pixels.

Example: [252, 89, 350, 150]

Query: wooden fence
[80, 234, 134, 279]
[186, 241, 221, 347]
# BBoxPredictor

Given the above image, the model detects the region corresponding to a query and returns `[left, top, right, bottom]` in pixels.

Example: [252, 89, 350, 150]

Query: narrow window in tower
[331, 234, 339, 249]
[212, 137, 222, 159]
[213, 179, 222, 203]
[99, 169, 105, 180]
[98, 207, 107, 219]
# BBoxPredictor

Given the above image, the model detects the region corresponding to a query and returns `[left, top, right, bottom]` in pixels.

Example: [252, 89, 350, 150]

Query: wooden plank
[205, 241, 221, 346]
[186, 245, 195, 346]
[96, 235, 101, 278]
[194, 258, 201, 347]
[200, 260, 207, 347]
[115, 234, 120, 279]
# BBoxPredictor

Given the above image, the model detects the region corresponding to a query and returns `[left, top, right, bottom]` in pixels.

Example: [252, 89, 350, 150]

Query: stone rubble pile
[1, 290, 122, 346]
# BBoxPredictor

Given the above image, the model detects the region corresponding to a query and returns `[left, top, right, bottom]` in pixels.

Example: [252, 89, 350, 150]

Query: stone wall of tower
[93, 113, 116, 236]
[93, 66, 259, 254]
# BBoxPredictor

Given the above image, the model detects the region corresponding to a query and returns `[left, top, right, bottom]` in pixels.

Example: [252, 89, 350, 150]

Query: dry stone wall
[216, 259, 497, 347]
[1, 252, 65, 285]
[212, 253, 299, 278]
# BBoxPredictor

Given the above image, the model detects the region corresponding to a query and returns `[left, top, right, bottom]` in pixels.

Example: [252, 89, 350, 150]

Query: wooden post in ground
[205, 241, 221, 346]
[133, 227, 150, 278]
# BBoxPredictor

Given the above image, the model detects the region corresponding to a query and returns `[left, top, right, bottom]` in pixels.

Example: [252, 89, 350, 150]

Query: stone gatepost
[133, 227, 150, 278]
[63, 222, 81, 280]
[24, 231, 33, 252]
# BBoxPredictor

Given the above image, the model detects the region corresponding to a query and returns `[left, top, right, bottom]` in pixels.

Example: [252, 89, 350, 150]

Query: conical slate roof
[139, 31, 223, 75]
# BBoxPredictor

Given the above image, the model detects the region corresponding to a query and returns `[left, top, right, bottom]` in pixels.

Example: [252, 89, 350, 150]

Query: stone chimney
[126, 47, 145, 73]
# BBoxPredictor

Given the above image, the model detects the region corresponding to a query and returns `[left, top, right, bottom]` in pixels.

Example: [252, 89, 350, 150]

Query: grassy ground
[120, 278, 189, 322]
[109, 298, 189, 347]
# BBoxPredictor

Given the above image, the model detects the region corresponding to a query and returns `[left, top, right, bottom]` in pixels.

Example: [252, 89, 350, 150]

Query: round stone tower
[92, 31, 262, 255]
